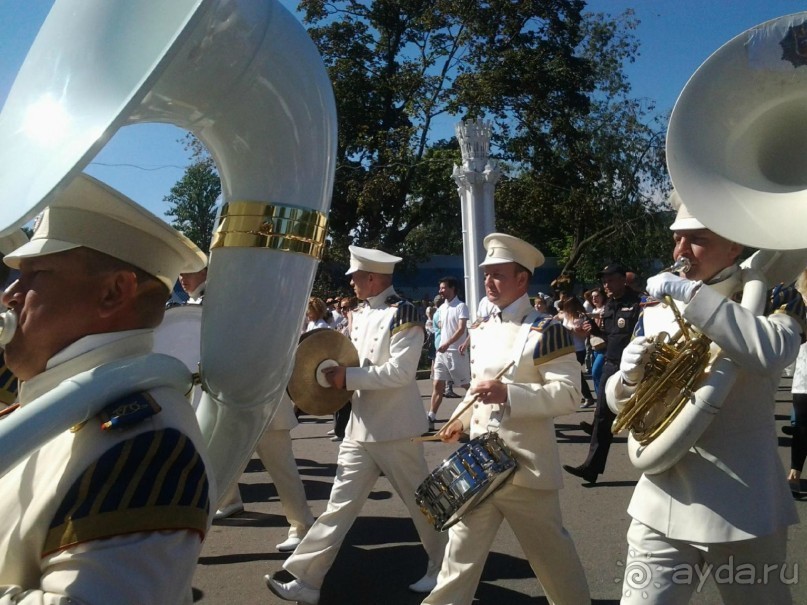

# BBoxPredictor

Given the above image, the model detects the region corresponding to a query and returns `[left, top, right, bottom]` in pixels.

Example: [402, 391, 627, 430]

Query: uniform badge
[781, 21, 807, 68]
[99, 392, 162, 431]
[617, 317, 626, 328]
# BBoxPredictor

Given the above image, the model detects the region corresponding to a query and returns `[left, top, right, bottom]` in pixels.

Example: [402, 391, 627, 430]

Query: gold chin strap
[211, 201, 328, 259]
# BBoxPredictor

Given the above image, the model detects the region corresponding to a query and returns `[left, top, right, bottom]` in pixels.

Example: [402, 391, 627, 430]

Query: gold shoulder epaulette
[43, 427, 210, 556]
[767, 282, 807, 337]
[390, 300, 424, 335]
[531, 317, 575, 365]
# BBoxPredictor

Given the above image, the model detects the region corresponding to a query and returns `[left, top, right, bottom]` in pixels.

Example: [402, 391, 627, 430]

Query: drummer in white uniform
[266, 245, 447, 605]
[423, 233, 590, 605]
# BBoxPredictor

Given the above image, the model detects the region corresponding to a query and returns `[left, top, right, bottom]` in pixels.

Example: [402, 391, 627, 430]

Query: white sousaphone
[0, 0, 337, 502]
[627, 11, 807, 474]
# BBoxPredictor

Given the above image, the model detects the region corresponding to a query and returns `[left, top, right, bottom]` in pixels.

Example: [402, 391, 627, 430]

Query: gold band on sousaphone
[287, 328, 360, 415]
[211, 201, 328, 259]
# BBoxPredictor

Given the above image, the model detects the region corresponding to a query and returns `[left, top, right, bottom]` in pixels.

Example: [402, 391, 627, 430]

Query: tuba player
[0, 174, 211, 604]
[606, 190, 803, 604]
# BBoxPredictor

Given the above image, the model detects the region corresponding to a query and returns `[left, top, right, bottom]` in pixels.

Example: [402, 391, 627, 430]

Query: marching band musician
[424, 233, 590, 605]
[267, 245, 447, 605]
[0, 230, 27, 409]
[0, 174, 212, 604]
[606, 190, 803, 604]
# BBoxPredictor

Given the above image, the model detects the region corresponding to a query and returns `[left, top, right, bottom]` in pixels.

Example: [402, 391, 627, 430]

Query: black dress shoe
[579, 421, 593, 436]
[563, 464, 598, 484]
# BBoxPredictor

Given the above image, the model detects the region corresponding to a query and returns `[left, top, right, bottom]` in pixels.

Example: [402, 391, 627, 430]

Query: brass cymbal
[287, 328, 360, 415]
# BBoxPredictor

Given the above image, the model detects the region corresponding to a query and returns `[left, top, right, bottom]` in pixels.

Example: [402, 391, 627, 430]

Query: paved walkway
[192, 376, 806, 604]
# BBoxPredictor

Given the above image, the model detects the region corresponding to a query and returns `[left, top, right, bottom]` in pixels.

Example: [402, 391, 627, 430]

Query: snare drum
[416, 432, 516, 531]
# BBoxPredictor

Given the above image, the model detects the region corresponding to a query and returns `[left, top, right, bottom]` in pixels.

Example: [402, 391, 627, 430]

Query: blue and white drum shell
[416, 431, 517, 531]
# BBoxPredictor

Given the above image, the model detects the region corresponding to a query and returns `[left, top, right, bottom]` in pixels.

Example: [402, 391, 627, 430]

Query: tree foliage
[297, 0, 671, 289]
[167, 2, 673, 291]
[164, 161, 220, 253]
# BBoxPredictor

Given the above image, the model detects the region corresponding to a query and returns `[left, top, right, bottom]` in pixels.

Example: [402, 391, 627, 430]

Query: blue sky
[0, 0, 804, 224]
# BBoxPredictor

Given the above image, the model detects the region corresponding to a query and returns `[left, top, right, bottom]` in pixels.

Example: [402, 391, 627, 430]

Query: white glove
[619, 336, 655, 385]
[646, 272, 701, 303]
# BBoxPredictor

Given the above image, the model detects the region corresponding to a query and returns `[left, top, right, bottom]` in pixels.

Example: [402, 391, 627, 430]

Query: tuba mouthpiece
[667, 257, 691, 274]
[0, 310, 17, 346]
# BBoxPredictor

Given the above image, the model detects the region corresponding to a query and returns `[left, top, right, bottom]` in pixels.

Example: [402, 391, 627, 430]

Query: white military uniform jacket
[452, 293, 581, 490]
[344, 285, 427, 441]
[607, 266, 801, 542]
[0, 331, 212, 605]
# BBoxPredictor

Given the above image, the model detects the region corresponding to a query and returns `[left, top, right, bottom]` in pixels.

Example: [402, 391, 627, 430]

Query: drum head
[153, 304, 202, 373]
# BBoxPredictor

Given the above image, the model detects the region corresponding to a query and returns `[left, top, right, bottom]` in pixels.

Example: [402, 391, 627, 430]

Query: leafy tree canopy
[297, 0, 671, 289]
[164, 160, 220, 253]
[168, 2, 674, 292]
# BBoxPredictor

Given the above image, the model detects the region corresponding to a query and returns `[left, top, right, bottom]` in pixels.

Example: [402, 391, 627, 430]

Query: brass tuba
[611, 259, 713, 445]
[0, 0, 337, 502]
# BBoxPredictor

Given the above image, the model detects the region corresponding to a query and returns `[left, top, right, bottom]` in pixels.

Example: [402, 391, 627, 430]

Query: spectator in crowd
[533, 295, 551, 315]
[305, 297, 330, 332]
[556, 296, 596, 408]
[787, 268, 807, 497]
[563, 263, 641, 484]
[428, 277, 471, 432]
[586, 286, 607, 396]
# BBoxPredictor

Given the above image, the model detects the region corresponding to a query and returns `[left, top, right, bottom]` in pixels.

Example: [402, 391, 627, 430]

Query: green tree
[164, 161, 220, 253]
[462, 6, 672, 284]
[299, 0, 668, 288]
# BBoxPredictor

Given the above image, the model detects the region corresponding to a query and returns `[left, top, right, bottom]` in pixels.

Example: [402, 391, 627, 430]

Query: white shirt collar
[365, 285, 397, 309]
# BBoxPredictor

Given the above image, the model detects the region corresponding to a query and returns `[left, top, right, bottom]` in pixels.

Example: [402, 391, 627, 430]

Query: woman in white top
[305, 297, 331, 332]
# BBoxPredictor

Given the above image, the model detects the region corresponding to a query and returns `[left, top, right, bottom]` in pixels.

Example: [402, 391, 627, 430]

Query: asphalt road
[191, 376, 806, 604]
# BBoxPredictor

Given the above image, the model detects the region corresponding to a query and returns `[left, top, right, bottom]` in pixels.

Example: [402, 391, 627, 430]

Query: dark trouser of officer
[582, 360, 619, 474]
[563, 359, 619, 483]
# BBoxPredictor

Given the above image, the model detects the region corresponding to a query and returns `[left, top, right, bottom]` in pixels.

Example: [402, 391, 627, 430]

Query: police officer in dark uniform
[563, 262, 641, 483]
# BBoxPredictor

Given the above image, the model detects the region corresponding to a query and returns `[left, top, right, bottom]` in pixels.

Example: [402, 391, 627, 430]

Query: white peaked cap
[0, 229, 28, 256]
[479, 233, 544, 274]
[345, 245, 402, 275]
[4, 174, 207, 291]
[668, 188, 706, 231]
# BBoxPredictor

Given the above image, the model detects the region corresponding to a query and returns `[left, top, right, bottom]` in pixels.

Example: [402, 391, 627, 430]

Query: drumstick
[412, 360, 516, 442]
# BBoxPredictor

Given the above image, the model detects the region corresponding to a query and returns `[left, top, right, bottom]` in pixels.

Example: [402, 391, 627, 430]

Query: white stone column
[453, 119, 500, 320]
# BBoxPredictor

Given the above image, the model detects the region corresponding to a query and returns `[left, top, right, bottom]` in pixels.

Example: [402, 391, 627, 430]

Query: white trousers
[219, 428, 314, 538]
[422, 481, 590, 605]
[283, 438, 447, 588]
[620, 519, 793, 605]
